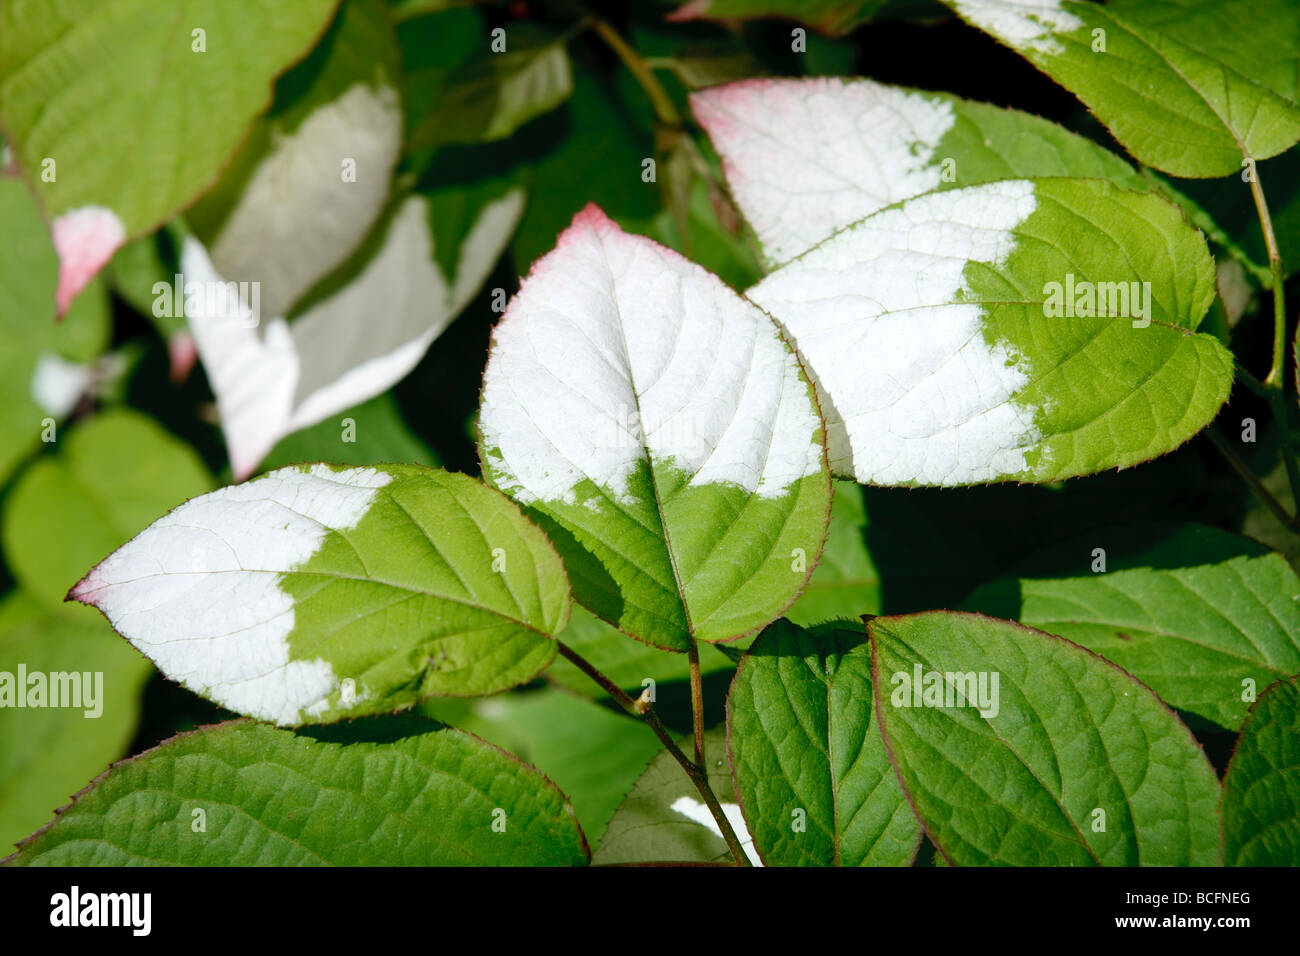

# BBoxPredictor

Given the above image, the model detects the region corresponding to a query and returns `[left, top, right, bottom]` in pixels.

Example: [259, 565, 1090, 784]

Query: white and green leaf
[71, 464, 571, 726]
[747, 178, 1232, 485]
[2, 409, 213, 609]
[183, 186, 522, 479]
[692, 76, 1146, 267]
[479, 205, 832, 651]
[260, 392, 439, 472]
[187, 0, 404, 321]
[940, 0, 1300, 177]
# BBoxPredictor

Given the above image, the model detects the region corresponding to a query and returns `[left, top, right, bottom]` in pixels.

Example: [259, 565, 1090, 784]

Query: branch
[688, 641, 705, 767]
[1206, 428, 1297, 531]
[1247, 167, 1300, 511]
[587, 15, 683, 129]
[555, 640, 752, 866]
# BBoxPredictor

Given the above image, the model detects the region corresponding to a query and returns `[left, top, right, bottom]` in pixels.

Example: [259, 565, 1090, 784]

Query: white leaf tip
[482, 202, 825, 509]
[694, 77, 958, 264]
[951, 0, 1084, 55]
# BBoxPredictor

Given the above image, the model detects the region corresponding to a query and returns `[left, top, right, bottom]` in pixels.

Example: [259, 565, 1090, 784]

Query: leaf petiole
[1246, 167, 1300, 512]
[688, 641, 706, 767]
[584, 13, 683, 129]
[1206, 427, 1298, 531]
[555, 640, 752, 866]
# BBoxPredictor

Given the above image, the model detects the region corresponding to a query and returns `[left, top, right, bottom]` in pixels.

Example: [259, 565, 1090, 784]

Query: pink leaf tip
[66, 572, 97, 605]
[567, 202, 615, 233]
[168, 331, 198, 384]
[51, 206, 126, 315]
[666, 0, 710, 22]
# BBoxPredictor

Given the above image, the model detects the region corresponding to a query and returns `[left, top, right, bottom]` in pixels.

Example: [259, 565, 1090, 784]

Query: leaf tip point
[568, 202, 615, 233]
[65, 573, 95, 607]
[665, 0, 709, 23]
[537, 203, 620, 270]
[168, 331, 198, 384]
[50, 205, 126, 316]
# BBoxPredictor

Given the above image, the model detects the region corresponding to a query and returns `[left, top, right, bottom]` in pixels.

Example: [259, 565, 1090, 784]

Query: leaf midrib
[596, 238, 696, 641]
[874, 629, 1105, 864]
[84, 565, 557, 639]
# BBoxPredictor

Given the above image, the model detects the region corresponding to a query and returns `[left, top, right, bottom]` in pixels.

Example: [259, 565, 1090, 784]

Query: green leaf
[408, 25, 573, 154]
[2, 409, 213, 609]
[187, 0, 404, 321]
[868, 611, 1222, 865]
[0, 178, 110, 485]
[0, 0, 340, 302]
[693, 76, 1148, 267]
[786, 481, 880, 625]
[1105, 0, 1300, 102]
[1221, 675, 1300, 866]
[5, 716, 589, 865]
[1138, 171, 1272, 291]
[70, 464, 570, 725]
[727, 619, 921, 865]
[260, 392, 439, 472]
[593, 727, 757, 864]
[479, 207, 832, 650]
[0, 594, 152, 854]
[939, 0, 1300, 177]
[963, 523, 1300, 730]
[422, 687, 662, 846]
[748, 178, 1232, 485]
